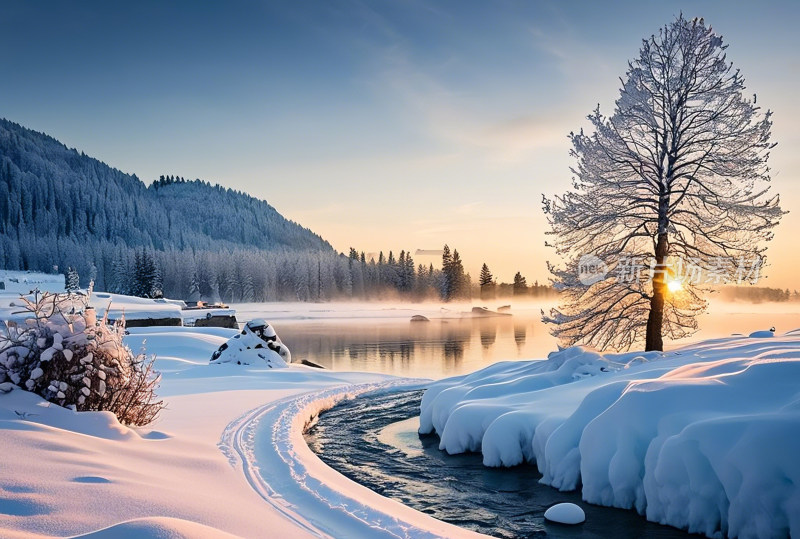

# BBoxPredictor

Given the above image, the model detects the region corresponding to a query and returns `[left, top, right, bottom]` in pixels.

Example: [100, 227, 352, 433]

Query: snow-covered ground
[91, 292, 183, 322]
[1, 290, 798, 538]
[420, 331, 800, 538]
[0, 324, 482, 538]
[0, 270, 65, 295]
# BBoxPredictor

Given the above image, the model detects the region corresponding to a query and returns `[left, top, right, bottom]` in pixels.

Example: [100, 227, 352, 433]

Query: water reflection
[244, 305, 793, 379]
[273, 313, 552, 379]
[514, 323, 527, 348]
[480, 321, 496, 348]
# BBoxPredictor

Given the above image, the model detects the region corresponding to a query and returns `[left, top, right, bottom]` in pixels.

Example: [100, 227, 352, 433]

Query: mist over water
[232, 300, 799, 378]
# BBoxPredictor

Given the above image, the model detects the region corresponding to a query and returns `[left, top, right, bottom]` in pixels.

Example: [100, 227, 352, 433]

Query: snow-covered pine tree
[88, 263, 97, 286]
[65, 266, 80, 293]
[543, 15, 783, 351]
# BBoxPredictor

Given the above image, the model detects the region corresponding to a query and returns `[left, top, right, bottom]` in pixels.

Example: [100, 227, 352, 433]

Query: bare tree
[543, 15, 784, 351]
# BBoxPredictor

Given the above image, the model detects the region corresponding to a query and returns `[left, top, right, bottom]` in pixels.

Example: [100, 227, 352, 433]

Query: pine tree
[188, 269, 201, 302]
[88, 263, 98, 287]
[65, 266, 80, 293]
[513, 272, 528, 296]
[450, 249, 466, 300]
[441, 245, 453, 300]
[479, 264, 493, 286]
[479, 263, 495, 300]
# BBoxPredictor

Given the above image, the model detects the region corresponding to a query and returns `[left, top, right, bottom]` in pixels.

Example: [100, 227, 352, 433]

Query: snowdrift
[419, 334, 800, 538]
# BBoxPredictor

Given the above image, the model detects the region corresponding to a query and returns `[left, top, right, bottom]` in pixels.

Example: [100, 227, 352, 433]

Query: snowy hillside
[0, 117, 333, 289]
[420, 333, 800, 538]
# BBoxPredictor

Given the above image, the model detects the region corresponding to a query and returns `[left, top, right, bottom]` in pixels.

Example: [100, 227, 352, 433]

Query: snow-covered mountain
[0, 117, 333, 282]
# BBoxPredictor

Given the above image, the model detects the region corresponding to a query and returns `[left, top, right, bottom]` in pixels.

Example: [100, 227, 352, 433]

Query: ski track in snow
[219, 380, 479, 539]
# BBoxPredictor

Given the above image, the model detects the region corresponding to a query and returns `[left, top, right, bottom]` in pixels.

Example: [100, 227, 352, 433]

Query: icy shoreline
[420, 333, 800, 538]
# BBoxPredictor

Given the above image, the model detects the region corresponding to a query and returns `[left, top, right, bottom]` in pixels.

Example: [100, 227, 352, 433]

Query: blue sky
[2, 1, 799, 285]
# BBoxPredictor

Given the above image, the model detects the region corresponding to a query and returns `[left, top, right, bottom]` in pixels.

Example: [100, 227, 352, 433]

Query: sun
[667, 279, 683, 293]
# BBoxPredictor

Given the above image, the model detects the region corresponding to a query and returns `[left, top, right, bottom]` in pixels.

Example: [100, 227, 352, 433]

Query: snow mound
[209, 320, 290, 367]
[419, 335, 800, 538]
[0, 385, 142, 441]
[74, 517, 243, 538]
[544, 503, 585, 525]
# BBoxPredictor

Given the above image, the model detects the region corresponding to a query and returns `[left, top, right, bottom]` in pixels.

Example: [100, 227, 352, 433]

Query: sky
[1, 0, 799, 287]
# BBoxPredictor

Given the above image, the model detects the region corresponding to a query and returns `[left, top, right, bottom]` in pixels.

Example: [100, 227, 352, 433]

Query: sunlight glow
[667, 279, 683, 293]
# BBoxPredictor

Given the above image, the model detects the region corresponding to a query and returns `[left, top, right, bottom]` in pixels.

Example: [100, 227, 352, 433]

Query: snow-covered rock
[544, 503, 585, 524]
[419, 335, 800, 538]
[209, 319, 291, 368]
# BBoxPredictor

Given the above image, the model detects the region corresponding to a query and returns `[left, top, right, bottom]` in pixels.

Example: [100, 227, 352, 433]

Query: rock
[467, 306, 512, 317]
[544, 503, 585, 525]
[300, 359, 325, 369]
[749, 328, 775, 338]
[193, 314, 238, 329]
[410, 315, 430, 322]
[118, 317, 182, 328]
[497, 305, 511, 312]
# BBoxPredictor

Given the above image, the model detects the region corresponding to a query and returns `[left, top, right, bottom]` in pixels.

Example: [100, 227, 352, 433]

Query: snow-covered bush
[0, 290, 163, 425]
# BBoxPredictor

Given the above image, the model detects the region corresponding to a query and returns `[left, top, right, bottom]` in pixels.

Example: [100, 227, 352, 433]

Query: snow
[0, 270, 65, 295]
[181, 307, 235, 325]
[0, 290, 191, 328]
[90, 292, 183, 322]
[419, 334, 800, 538]
[2, 290, 799, 539]
[747, 328, 774, 338]
[74, 517, 244, 539]
[209, 320, 291, 367]
[0, 322, 481, 539]
[544, 503, 585, 525]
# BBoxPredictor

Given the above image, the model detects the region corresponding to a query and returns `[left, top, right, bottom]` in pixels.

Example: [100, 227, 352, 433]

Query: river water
[304, 389, 691, 538]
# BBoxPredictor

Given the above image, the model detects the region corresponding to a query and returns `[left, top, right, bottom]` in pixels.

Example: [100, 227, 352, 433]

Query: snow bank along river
[419, 332, 800, 538]
[305, 388, 691, 538]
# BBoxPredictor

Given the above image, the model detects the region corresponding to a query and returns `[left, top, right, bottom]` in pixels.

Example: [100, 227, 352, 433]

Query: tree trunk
[645, 232, 669, 351]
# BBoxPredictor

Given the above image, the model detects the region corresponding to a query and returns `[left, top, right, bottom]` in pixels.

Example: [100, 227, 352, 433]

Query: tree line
[50, 243, 553, 303]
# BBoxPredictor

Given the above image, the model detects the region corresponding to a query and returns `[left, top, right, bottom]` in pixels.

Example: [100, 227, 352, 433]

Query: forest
[0, 118, 553, 302]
